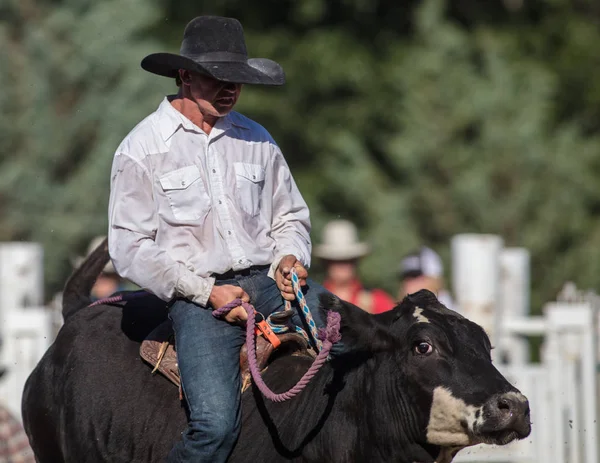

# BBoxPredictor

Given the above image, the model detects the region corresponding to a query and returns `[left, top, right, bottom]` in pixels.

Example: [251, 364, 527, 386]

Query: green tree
[374, 0, 600, 310]
[4, 0, 600, 314]
[0, 0, 169, 294]
[154, 0, 600, 309]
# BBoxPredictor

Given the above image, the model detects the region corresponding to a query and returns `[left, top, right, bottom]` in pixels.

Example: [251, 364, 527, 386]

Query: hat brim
[399, 269, 424, 280]
[141, 53, 285, 86]
[314, 243, 370, 261]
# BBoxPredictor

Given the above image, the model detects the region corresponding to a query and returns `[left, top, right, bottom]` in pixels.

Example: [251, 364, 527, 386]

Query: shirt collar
[156, 97, 249, 141]
[226, 111, 250, 130]
[156, 97, 196, 141]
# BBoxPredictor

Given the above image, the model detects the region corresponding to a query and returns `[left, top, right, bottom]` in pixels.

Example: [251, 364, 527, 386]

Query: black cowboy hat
[141, 16, 285, 86]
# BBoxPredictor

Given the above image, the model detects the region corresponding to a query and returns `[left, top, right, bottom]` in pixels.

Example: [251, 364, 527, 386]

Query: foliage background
[2, 0, 600, 314]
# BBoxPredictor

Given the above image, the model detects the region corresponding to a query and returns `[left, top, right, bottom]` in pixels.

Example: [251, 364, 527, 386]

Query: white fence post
[0, 242, 44, 314]
[455, 300, 599, 463]
[0, 309, 53, 420]
[499, 248, 530, 364]
[545, 302, 599, 463]
[0, 242, 49, 421]
[451, 234, 504, 355]
[449, 233, 599, 463]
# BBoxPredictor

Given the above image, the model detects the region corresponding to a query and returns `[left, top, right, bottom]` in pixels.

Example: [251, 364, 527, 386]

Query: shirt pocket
[159, 165, 210, 222]
[234, 162, 265, 217]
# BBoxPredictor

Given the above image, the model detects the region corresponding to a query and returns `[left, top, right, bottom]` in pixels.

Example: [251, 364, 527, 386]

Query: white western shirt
[108, 97, 312, 306]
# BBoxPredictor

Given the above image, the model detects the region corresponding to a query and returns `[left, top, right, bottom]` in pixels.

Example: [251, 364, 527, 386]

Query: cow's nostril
[497, 398, 511, 413]
[480, 394, 531, 439]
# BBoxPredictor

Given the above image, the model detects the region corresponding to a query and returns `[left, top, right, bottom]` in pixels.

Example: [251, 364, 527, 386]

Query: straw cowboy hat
[314, 220, 370, 261]
[74, 236, 116, 274]
[141, 16, 285, 86]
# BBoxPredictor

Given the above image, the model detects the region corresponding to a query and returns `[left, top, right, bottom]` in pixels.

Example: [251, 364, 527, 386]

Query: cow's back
[22, 302, 186, 463]
[22, 297, 341, 462]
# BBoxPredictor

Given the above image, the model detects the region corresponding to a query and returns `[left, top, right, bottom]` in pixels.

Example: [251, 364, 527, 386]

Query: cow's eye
[414, 341, 433, 355]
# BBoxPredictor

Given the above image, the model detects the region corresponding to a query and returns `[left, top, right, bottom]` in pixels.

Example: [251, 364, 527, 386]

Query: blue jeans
[165, 268, 331, 463]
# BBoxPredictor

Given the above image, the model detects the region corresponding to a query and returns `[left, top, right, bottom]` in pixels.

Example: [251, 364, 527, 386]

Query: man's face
[325, 260, 358, 285]
[400, 275, 440, 298]
[180, 69, 242, 117]
[92, 273, 121, 299]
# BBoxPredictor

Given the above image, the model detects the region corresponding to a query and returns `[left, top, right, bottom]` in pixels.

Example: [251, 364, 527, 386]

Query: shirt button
[181, 181, 186, 186]
[212, 169, 216, 173]
[218, 200, 222, 204]
[238, 259, 243, 264]
[228, 231, 232, 235]
[252, 175, 256, 180]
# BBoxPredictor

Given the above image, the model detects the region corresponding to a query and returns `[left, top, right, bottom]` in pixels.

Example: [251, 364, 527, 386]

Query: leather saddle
[140, 319, 313, 393]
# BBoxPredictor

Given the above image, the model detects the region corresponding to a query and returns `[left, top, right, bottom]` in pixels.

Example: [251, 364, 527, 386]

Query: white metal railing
[455, 301, 599, 463]
[0, 242, 50, 421]
[0, 308, 53, 421]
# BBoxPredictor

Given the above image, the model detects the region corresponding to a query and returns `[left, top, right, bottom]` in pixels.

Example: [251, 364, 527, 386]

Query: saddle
[140, 319, 313, 393]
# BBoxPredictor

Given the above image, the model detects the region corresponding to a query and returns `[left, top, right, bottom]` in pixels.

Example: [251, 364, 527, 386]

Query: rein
[213, 298, 341, 402]
[87, 290, 148, 307]
[88, 269, 341, 402]
[212, 268, 341, 402]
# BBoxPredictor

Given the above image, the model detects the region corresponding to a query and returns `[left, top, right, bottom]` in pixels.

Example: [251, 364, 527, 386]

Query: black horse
[22, 239, 530, 462]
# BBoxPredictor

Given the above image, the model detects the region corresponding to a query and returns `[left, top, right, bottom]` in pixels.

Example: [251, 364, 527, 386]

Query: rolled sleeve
[177, 272, 216, 307]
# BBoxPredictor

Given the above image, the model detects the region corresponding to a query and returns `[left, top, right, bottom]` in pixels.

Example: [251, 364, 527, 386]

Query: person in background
[398, 246, 456, 311]
[315, 220, 395, 314]
[48, 235, 132, 334]
[75, 236, 129, 301]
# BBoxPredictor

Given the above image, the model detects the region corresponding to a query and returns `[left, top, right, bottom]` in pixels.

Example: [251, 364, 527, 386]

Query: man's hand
[275, 255, 308, 301]
[208, 284, 250, 324]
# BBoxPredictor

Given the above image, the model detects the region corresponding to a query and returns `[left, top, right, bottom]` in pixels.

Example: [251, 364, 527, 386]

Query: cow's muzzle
[475, 392, 531, 444]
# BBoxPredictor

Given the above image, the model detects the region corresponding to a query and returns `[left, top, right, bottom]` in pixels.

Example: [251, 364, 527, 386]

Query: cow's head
[326, 289, 531, 462]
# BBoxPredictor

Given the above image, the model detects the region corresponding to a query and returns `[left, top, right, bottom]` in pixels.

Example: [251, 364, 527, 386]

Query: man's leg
[166, 298, 245, 463]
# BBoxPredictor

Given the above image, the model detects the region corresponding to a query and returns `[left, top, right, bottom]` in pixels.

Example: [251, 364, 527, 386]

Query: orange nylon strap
[255, 320, 281, 349]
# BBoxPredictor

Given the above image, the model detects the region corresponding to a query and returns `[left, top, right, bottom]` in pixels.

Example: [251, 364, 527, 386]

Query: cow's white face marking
[413, 307, 430, 324]
[426, 387, 483, 447]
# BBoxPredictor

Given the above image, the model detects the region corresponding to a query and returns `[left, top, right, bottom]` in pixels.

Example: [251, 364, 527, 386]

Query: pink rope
[89, 291, 341, 402]
[87, 290, 149, 307]
[213, 299, 341, 402]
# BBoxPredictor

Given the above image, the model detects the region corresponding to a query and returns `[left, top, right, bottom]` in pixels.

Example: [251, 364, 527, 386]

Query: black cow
[22, 242, 530, 462]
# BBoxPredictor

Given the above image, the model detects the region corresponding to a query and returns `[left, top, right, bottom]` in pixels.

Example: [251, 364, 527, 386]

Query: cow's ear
[318, 293, 395, 352]
[405, 290, 464, 319]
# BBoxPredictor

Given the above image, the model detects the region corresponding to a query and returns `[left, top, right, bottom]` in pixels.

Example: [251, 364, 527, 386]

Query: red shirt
[324, 279, 396, 314]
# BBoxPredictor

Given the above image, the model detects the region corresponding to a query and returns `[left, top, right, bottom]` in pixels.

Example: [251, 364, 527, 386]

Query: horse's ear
[318, 294, 395, 352]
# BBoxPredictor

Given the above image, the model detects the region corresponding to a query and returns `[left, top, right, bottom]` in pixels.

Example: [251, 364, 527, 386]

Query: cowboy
[107, 16, 333, 463]
[315, 220, 395, 314]
[397, 246, 456, 311]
